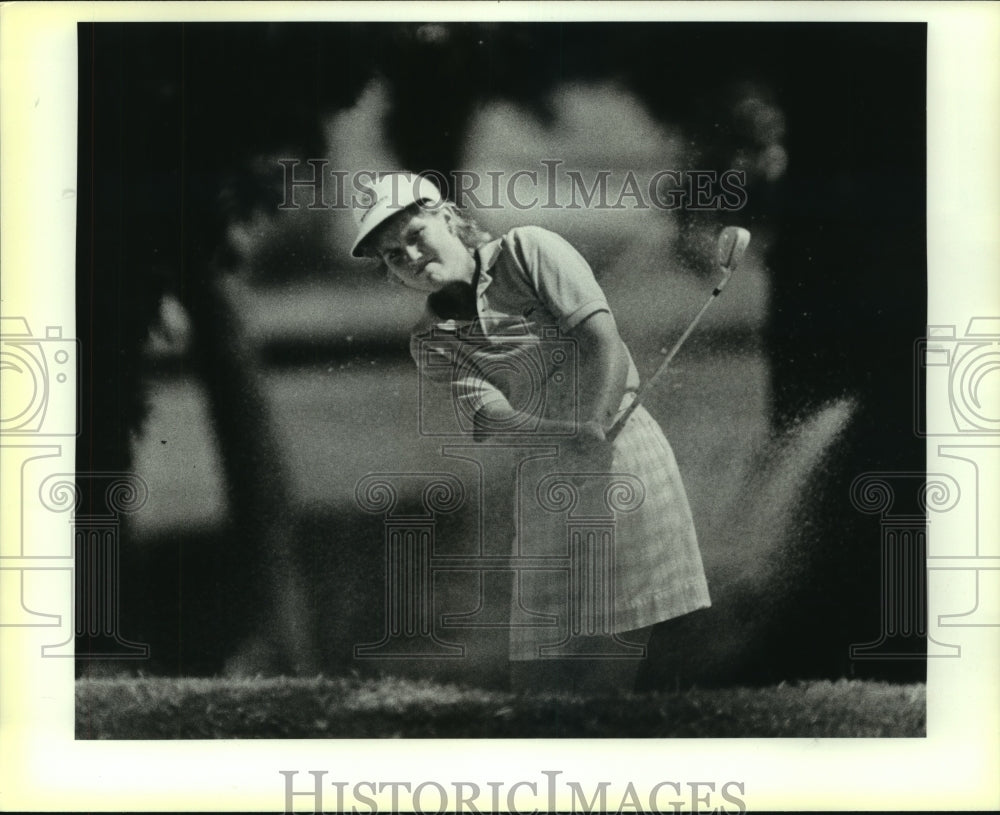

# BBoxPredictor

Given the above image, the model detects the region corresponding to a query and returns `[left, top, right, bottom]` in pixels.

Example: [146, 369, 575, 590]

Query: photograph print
[73, 20, 929, 740]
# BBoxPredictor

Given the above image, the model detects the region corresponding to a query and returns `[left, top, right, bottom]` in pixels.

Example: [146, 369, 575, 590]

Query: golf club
[604, 226, 751, 442]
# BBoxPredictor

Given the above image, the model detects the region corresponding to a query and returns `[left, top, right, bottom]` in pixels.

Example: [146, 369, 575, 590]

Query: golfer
[351, 172, 710, 692]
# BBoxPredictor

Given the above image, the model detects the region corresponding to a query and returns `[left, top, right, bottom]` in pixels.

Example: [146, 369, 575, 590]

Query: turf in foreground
[76, 676, 925, 739]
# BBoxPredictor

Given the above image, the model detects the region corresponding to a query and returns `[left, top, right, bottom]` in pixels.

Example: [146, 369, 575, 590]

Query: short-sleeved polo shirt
[410, 226, 640, 427]
[479, 226, 613, 334]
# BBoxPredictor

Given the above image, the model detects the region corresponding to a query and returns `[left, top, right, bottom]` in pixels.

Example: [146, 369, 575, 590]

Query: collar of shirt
[464, 235, 528, 341]
[436, 234, 541, 343]
[473, 235, 504, 304]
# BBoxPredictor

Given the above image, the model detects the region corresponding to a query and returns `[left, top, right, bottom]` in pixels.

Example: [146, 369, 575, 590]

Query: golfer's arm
[473, 311, 626, 435]
[570, 310, 629, 430]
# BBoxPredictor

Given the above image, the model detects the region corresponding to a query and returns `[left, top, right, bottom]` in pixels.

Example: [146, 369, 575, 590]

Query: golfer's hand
[577, 419, 606, 444]
[567, 420, 611, 457]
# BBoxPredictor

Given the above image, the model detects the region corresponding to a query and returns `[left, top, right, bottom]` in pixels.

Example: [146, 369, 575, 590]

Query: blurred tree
[78, 23, 381, 673]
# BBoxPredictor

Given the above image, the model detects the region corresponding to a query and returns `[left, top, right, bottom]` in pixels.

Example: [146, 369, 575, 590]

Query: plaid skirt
[509, 401, 711, 660]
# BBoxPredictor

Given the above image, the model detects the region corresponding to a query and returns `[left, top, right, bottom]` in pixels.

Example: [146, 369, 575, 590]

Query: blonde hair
[358, 201, 492, 283]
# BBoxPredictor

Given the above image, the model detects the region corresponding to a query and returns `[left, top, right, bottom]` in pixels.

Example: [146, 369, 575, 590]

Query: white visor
[350, 172, 443, 258]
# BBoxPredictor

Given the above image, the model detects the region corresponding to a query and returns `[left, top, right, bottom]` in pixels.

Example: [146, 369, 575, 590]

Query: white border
[1, 2, 998, 811]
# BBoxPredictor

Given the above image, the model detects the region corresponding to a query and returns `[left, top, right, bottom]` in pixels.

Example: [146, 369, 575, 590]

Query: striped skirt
[509, 401, 711, 661]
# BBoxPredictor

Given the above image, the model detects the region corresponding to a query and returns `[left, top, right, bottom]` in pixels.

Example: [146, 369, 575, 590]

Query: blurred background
[76, 22, 926, 688]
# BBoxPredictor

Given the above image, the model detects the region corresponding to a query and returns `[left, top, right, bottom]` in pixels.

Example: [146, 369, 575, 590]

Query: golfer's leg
[570, 625, 654, 695]
[509, 626, 654, 695]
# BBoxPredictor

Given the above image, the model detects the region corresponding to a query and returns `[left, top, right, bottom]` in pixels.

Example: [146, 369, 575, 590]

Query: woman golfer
[351, 172, 710, 692]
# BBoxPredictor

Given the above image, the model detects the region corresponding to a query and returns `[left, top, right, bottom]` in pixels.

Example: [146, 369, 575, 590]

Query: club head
[717, 226, 752, 282]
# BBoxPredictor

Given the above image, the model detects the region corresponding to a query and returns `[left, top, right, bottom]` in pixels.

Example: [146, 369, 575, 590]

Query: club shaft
[605, 285, 724, 442]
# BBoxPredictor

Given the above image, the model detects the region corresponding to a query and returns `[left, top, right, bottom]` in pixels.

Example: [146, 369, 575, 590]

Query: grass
[76, 676, 924, 739]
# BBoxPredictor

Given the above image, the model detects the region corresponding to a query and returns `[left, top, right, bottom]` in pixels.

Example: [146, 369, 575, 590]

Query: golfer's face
[374, 209, 473, 293]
